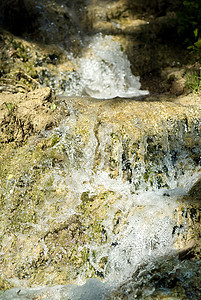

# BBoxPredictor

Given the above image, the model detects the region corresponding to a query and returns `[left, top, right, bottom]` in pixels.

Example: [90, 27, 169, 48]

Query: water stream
[42, 33, 149, 99]
[79, 34, 149, 99]
[0, 1, 201, 299]
[1, 97, 201, 299]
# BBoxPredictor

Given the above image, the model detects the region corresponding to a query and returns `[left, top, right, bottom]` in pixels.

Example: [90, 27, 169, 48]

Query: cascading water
[45, 34, 149, 99]
[26, 1, 148, 98]
[79, 34, 149, 99]
[0, 1, 201, 300]
[1, 97, 200, 299]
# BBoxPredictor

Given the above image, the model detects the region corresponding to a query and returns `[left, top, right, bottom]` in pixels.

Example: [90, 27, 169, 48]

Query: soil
[0, 87, 70, 146]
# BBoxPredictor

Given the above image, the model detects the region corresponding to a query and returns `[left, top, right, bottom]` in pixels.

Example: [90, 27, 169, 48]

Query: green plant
[177, 1, 201, 45]
[187, 29, 201, 58]
[186, 69, 201, 93]
[50, 101, 56, 110]
[3, 102, 16, 114]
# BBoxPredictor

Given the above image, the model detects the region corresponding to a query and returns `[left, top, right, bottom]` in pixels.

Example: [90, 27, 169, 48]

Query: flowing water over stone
[0, 1, 201, 299]
[79, 34, 149, 99]
[39, 33, 149, 98]
[0, 95, 201, 299]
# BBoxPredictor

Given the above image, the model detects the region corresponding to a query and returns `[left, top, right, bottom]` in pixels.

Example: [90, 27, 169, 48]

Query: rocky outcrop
[0, 87, 69, 145]
[0, 92, 200, 291]
[0, 1, 200, 298]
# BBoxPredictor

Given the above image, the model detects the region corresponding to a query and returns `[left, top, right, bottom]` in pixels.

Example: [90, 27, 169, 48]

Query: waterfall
[79, 34, 149, 99]
[47, 34, 149, 98]
[0, 1, 201, 299]
[1, 96, 200, 299]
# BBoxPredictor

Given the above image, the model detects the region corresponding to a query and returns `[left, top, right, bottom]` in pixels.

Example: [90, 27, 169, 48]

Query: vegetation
[186, 69, 201, 93]
[177, 0, 201, 92]
[177, 0, 201, 47]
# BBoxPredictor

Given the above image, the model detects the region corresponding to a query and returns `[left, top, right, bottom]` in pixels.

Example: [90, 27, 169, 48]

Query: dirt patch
[0, 87, 69, 145]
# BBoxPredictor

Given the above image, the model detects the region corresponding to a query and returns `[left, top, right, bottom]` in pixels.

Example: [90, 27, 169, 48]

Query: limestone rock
[0, 95, 200, 290]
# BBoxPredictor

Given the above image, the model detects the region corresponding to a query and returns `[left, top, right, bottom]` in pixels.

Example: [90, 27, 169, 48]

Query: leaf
[194, 28, 198, 38]
[183, 1, 190, 6]
[50, 102, 56, 110]
[194, 39, 201, 49]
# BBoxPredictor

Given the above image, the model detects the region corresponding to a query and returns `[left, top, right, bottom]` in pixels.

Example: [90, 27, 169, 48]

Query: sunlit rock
[0, 95, 200, 294]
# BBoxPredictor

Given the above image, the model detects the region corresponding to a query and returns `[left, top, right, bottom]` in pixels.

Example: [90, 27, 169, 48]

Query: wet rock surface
[0, 1, 201, 299]
[0, 0, 190, 96]
[0, 95, 200, 296]
[0, 87, 69, 145]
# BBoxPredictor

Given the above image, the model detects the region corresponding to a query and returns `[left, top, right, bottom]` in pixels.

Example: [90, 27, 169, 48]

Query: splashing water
[1, 99, 200, 299]
[79, 34, 149, 99]
[1, 1, 200, 299]
[38, 34, 149, 99]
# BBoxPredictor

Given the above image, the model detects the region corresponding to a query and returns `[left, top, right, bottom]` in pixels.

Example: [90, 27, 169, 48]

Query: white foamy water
[1, 104, 200, 299]
[0, 172, 199, 300]
[1, 130, 200, 300]
[40, 34, 149, 99]
[79, 34, 149, 99]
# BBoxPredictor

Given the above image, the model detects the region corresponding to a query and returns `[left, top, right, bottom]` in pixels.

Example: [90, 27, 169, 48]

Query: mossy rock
[189, 178, 201, 201]
[0, 95, 201, 289]
[0, 277, 13, 293]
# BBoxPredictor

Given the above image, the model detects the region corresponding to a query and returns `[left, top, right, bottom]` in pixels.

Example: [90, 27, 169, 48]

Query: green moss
[113, 209, 124, 234]
[100, 192, 109, 200]
[110, 132, 120, 143]
[80, 191, 95, 207]
[99, 256, 108, 269]
[143, 171, 150, 182]
[0, 276, 13, 292]
[47, 134, 61, 147]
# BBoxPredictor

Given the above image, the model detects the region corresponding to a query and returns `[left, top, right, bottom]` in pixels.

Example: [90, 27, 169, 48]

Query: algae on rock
[0, 94, 201, 289]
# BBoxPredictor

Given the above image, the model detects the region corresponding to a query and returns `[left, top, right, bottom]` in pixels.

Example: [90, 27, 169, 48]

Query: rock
[0, 87, 69, 145]
[0, 95, 200, 290]
[178, 240, 196, 259]
[189, 177, 201, 200]
[0, 30, 80, 95]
